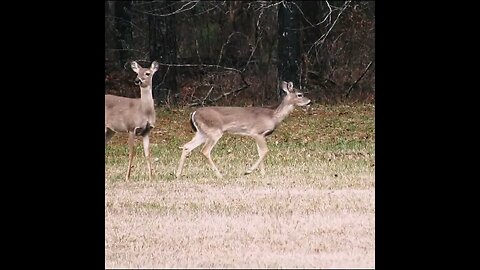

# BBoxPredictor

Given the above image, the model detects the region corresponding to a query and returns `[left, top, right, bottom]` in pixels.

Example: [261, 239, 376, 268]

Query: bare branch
[345, 60, 374, 98]
[215, 29, 261, 73]
[187, 70, 250, 107]
[306, 0, 351, 57]
[159, 65, 171, 86]
[242, 36, 262, 72]
[250, 1, 280, 11]
[290, 1, 315, 28]
[105, 15, 148, 36]
[157, 63, 242, 73]
[211, 84, 249, 103]
[107, 48, 149, 59]
[275, 1, 334, 32]
[195, 39, 202, 64]
[186, 85, 215, 107]
[202, 86, 215, 104]
[325, 1, 333, 25]
[255, 1, 285, 11]
[188, 83, 249, 107]
[190, 1, 225, 16]
[137, 1, 199, 17]
[217, 32, 241, 67]
[256, 6, 265, 30]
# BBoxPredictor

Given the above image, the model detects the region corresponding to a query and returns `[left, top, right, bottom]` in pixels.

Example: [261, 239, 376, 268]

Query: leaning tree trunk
[114, 1, 133, 68]
[148, 0, 178, 106]
[277, 1, 302, 98]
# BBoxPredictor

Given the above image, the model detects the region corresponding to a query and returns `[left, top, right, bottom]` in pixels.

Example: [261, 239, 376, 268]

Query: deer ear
[150, 61, 159, 73]
[131, 61, 140, 73]
[287, 82, 294, 92]
[281, 81, 289, 93]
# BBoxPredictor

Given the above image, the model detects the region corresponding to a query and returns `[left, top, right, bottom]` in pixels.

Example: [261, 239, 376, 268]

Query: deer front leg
[245, 135, 268, 175]
[142, 134, 153, 180]
[126, 132, 135, 181]
[258, 144, 266, 176]
[201, 135, 223, 179]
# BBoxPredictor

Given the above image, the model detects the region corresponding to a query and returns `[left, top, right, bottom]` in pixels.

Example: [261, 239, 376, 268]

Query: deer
[105, 61, 159, 181]
[175, 81, 311, 179]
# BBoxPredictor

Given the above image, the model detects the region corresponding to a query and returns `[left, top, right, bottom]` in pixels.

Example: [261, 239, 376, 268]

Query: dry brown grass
[105, 104, 375, 268]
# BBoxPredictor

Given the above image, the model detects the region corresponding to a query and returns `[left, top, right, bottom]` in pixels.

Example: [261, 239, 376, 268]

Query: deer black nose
[134, 78, 141, 85]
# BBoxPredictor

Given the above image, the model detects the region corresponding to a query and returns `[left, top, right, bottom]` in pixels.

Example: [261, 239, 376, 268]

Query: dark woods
[105, 1, 375, 107]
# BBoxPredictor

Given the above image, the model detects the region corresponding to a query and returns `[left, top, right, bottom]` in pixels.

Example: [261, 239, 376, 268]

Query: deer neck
[140, 85, 154, 109]
[273, 98, 294, 125]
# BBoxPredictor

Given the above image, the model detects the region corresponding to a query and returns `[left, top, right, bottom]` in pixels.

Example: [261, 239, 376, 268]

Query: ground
[105, 103, 375, 268]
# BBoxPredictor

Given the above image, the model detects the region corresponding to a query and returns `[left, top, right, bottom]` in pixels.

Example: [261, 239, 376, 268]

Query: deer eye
[297, 93, 303, 98]
[145, 73, 151, 76]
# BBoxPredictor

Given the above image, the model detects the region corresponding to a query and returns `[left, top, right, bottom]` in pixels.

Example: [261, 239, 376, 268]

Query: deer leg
[126, 132, 135, 181]
[259, 161, 266, 175]
[176, 132, 206, 178]
[201, 134, 223, 178]
[245, 135, 268, 175]
[142, 134, 153, 180]
[105, 128, 115, 166]
[257, 142, 266, 176]
[105, 128, 115, 144]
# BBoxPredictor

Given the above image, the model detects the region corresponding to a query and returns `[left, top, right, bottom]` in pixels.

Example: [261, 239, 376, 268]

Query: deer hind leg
[105, 128, 115, 144]
[176, 132, 206, 178]
[126, 132, 135, 181]
[201, 132, 223, 179]
[142, 134, 153, 180]
[245, 135, 268, 175]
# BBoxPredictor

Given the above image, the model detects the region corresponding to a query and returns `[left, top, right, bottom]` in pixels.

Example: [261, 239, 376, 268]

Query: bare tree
[277, 1, 302, 98]
[114, 1, 133, 67]
[148, 0, 178, 106]
[105, 0, 375, 106]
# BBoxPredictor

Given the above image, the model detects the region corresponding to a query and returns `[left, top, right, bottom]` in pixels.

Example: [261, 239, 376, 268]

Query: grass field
[105, 104, 375, 268]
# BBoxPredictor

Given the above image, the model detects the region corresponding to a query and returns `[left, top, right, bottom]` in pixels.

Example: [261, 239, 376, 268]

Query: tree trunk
[277, 1, 302, 98]
[148, 0, 178, 106]
[114, 1, 132, 67]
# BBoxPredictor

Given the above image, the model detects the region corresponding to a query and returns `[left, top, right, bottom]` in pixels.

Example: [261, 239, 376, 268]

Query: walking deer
[105, 61, 159, 181]
[175, 81, 311, 179]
